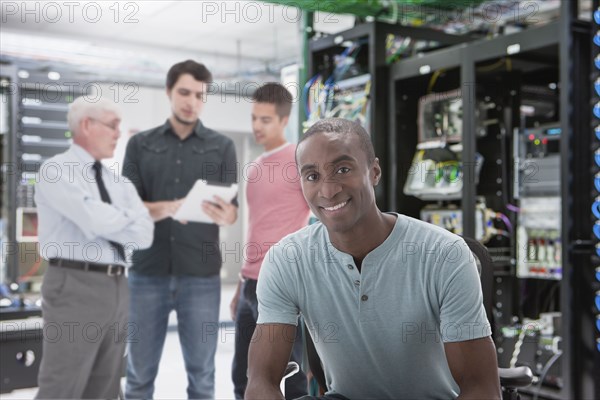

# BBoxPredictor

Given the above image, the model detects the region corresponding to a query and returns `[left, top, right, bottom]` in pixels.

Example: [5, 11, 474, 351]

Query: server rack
[7, 68, 85, 295]
[389, 0, 596, 398]
[307, 21, 475, 210]
[1, 64, 19, 289]
[0, 65, 87, 393]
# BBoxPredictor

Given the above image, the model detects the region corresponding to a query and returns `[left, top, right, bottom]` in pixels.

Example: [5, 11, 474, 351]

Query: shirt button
[175, 178, 180, 183]
[361, 295, 368, 301]
[347, 264, 354, 270]
[170, 236, 175, 242]
[354, 280, 360, 286]
[176, 159, 181, 164]
[178, 143, 183, 147]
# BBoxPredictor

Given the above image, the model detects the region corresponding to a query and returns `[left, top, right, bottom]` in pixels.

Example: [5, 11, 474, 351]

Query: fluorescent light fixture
[48, 71, 61, 80]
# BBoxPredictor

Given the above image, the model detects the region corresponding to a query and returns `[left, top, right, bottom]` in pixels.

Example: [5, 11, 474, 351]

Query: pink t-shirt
[241, 143, 310, 280]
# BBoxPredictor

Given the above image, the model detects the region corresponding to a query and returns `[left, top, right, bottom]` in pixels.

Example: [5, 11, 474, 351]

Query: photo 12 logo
[1, 2, 140, 24]
[1, 81, 139, 104]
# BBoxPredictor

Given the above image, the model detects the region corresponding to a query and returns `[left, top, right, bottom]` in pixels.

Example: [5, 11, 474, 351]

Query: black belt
[49, 258, 125, 276]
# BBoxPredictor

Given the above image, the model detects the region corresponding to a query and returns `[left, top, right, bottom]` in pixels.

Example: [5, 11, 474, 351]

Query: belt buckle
[107, 264, 121, 276]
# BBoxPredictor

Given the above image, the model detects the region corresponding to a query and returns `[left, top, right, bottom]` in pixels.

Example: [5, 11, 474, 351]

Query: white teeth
[324, 201, 347, 211]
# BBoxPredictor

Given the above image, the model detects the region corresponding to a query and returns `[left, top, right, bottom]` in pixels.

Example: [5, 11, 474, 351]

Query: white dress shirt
[35, 144, 154, 266]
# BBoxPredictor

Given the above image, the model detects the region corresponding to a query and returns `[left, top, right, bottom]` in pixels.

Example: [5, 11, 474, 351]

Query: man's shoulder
[42, 150, 68, 165]
[255, 145, 297, 166]
[279, 143, 297, 160]
[36, 149, 80, 189]
[39, 147, 76, 170]
[201, 125, 233, 146]
[271, 222, 324, 251]
[398, 213, 462, 244]
[130, 125, 164, 143]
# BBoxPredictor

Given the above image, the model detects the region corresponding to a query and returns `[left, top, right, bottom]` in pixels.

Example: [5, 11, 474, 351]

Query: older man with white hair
[34, 96, 154, 399]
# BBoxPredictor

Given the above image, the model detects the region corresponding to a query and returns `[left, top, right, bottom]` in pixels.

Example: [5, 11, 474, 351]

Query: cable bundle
[593, 6, 600, 354]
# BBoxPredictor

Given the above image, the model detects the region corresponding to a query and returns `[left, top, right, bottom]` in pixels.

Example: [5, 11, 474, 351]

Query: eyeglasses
[89, 118, 119, 131]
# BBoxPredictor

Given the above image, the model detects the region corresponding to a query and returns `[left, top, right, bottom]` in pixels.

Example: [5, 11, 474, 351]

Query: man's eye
[306, 173, 318, 182]
[337, 167, 350, 174]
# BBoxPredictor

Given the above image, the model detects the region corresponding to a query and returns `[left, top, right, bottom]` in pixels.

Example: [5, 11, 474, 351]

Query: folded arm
[143, 199, 184, 222]
[35, 169, 154, 250]
[110, 182, 154, 249]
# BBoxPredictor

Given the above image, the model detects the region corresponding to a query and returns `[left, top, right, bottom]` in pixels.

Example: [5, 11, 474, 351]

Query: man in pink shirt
[231, 83, 310, 398]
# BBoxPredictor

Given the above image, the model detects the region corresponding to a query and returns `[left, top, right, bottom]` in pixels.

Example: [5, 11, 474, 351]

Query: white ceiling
[0, 1, 304, 82]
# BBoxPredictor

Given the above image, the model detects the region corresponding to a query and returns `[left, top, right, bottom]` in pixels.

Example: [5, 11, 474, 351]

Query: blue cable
[321, 75, 336, 116]
[303, 74, 319, 119]
[593, 11, 600, 354]
[593, 199, 600, 219]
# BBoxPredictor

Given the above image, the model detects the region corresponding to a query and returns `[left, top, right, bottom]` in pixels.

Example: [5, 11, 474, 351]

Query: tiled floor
[2, 284, 239, 399]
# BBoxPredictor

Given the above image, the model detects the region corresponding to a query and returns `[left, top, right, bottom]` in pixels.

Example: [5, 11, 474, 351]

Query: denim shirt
[123, 120, 238, 276]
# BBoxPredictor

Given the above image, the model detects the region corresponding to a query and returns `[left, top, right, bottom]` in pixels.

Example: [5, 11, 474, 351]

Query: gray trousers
[35, 265, 128, 399]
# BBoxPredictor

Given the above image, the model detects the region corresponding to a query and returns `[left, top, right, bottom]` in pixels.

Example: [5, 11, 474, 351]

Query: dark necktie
[93, 161, 126, 263]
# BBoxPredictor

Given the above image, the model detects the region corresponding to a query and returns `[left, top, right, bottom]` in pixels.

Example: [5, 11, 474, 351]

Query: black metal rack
[388, 1, 596, 398]
[389, 21, 560, 230]
[1, 67, 86, 292]
[591, 0, 600, 395]
[1, 64, 19, 288]
[307, 21, 475, 209]
[0, 65, 90, 393]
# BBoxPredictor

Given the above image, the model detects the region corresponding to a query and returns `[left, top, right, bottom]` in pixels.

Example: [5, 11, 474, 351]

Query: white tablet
[173, 180, 238, 224]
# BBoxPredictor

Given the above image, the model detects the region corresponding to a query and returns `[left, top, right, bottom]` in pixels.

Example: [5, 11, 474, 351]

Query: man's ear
[371, 157, 382, 186]
[79, 117, 92, 137]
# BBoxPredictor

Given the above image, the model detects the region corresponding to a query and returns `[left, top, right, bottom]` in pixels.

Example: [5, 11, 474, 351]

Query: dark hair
[300, 118, 375, 165]
[252, 83, 293, 119]
[166, 60, 212, 89]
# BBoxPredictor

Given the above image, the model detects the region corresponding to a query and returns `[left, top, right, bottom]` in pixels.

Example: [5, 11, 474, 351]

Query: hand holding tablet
[173, 180, 238, 224]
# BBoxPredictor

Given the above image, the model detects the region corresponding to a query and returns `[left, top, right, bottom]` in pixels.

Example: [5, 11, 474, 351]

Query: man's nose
[318, 178, 342, 199]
